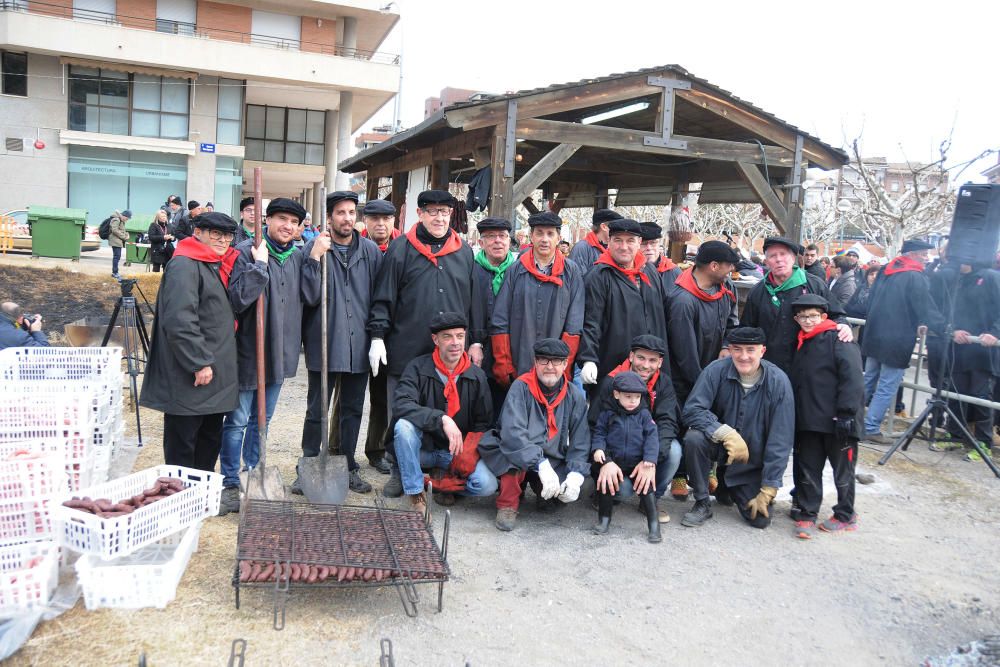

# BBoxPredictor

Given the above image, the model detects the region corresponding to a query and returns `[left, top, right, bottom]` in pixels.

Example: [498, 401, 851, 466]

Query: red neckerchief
[172, 237, 239, 287]
[405, 225, 462, 266]
[433, 349, 470, 417]
[519, 248, 565, 287]
[675, 267, 735, 302]
[608, 359, 659, 404]
[219, 246, 240, 289]
[594, 250, 650, 285]
[518, 371, 569, 440]
[584, 231, 605, 252]
[362, 227, 400, 253]
[796, 318, 839, 350]
[656, 256, 677, 273]
[883, 256, 924, 276]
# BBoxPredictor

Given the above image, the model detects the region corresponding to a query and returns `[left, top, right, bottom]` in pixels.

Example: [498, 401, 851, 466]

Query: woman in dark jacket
[148, 209, 175, 272]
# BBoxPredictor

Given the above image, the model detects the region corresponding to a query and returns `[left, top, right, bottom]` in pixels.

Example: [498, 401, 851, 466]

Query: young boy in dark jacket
[789, 294, 865, 539]
[590, 371, 662, 543]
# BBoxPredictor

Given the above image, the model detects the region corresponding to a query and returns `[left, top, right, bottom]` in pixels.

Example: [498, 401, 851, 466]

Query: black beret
[533, 338, 570, 359]
[638, 222, 663, 241]
[607, 219, 642, 237]
[168, 195, 182, 206]
[727, 327, 767, 345]
[901, 238, 934, 253]
[630, 335, 666, 356]
[696, 240, 740, 265]
[612, 371, 647, 394]
[477, 217, 512, 233]
[362, 199, 395, 216]
[239, 196, 255, 212]
[266, 197, 307, 223]
[192, 211, 237, 233]
[762, 237, 802, 255]
[417, 190, 457, 208]
[527, 211, 562, 228]
[791, 293, 830, 313]
[429, 311, 467, 334]
[187, 200, 200, 211]
[327, 190, 359, 207]
[593, 209, 623, 225]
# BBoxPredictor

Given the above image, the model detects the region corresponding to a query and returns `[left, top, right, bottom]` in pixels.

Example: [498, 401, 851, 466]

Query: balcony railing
[0, 0, 400, 65]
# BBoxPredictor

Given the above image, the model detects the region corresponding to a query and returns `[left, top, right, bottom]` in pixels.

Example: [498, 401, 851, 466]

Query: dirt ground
[3, 260, 999, 666]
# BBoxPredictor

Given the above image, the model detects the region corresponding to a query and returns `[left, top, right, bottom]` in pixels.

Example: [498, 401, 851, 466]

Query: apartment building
[0, 0, 398, 225]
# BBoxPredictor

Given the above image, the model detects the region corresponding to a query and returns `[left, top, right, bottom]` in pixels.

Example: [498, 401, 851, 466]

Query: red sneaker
[818, 515, 858, 533]
[794, 520, 815, 539]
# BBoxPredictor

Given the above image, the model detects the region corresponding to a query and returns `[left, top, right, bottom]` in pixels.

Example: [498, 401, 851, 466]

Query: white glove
[557, 471, 585, 503]
[368, 338, 387, 376]
[537, 459, 560, 500]
[581, 361, 598, 385]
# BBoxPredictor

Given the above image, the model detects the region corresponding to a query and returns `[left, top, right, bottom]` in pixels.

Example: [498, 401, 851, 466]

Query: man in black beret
[296, 191, 385, 496]
[172, 199, 202, 242]
[587, 334, 681, 523]
[861, 239, 945, 443]
[787, 294, 864, 537]
[368, 189, 474, 450]
[480, 338, 591, 531]
[469, 217, 516, 423]
[741, 236, 852, 373]
[233, 196, 257, 247]
[360, 199, 400, 252]
[218, 197, 319, 513]
[680, 326, 795, 530]
[639, 222, 682, 296]
[140, 211, 240, 477]
[491, 211, 585, 391]
[570, 208, 624, 276]
[384, 312, 495, 513]
[580, 218, 668, 386]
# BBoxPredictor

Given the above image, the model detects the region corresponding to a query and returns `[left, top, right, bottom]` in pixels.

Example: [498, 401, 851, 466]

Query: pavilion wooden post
[488, 100, 517, 223]
[390, 172, 407, 230]
[784, 135, 806, 245]
[668, 184, 687, 263]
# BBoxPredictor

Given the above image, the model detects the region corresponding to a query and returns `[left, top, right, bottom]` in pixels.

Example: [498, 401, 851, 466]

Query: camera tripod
[101, 278, 152, 446]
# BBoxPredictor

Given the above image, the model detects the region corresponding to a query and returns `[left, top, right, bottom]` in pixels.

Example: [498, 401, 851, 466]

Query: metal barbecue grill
[233, 496, 451, 628]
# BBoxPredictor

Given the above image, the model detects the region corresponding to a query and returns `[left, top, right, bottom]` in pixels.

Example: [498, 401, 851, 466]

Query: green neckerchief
[242, 224, 254, 238]
[263, 233, 296, 265]
[474, 250, 517, 295]
[763, 265, 808, 308]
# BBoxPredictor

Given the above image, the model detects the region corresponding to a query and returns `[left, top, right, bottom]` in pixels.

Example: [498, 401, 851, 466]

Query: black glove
[834, 415, 854, 442]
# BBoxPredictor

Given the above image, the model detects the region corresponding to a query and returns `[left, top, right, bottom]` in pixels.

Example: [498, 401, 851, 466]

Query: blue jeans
[656, 438, 683, 499]
[863, 358, 907, 435]
[220, 383, 282, 488]
[111, 246, 122, 274]
[393, 419, 499, 497]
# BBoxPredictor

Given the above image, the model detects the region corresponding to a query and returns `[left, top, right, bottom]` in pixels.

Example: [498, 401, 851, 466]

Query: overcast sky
[365, 0, 999, 182]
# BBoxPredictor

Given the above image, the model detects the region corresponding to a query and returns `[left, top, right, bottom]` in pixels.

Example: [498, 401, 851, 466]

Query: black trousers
[948, 370, 994, 444]
[684, 430, 769, 528]
[589, 461, 653, 496]
[330, 369, 388, 463]
[486, 378, 508, 430]
[163, 412, 224, 472]
[792, 431, 857, 523]
[301, 370, 368, 470]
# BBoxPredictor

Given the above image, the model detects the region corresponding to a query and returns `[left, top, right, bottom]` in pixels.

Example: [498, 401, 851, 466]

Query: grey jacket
[681, 358, 795, 489]
[108, 213, 129, 248]
[302, 232, 382, 374]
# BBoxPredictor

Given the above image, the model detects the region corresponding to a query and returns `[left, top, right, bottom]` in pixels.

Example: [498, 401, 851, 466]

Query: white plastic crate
[76, 522, 200, 610]
[0, 347, 122, 383]
[0, 454, 68, 544]
[0, 497, 55, 544]
[54, 465, 221, 560]
[0, 540, 59, 614]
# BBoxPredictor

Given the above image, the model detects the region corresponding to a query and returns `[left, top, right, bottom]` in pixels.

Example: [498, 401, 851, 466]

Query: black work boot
[681, 498, 714, 527]
[592, 491, 614, 535]
[640, 493, 662, 543]
[382, 458, 403, 498]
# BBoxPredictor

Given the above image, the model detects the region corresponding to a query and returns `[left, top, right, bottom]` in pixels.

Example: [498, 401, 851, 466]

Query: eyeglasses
[535, 358, 568, 367]
[794, 313, 823, 322]
[206, 229, 235, 241]
[422, 208, 452, 218]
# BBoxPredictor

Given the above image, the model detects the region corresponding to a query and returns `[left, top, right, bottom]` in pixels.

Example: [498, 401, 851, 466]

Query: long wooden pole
[253, 168, 267, 474]
[319, 187, 329, 464]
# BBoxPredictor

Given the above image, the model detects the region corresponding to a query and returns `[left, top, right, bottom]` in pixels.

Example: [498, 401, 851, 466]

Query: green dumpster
[124, 214, 154, 267]
[28, 206, 87, 260]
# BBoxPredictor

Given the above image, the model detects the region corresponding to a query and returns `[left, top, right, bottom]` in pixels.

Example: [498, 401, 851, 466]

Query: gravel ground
[8, 356, 1000, 666]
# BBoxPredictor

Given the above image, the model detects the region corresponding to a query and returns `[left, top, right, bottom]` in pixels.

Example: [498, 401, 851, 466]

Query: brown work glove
[745, 486, 778, 520]
[713, 424, 750, 465]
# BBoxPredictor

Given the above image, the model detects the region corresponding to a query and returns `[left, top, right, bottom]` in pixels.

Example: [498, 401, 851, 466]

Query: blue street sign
[199, 143, 216, 153]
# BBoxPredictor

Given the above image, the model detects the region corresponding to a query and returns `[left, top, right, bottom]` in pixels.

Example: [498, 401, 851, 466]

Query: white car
[2, 209, 101, 252]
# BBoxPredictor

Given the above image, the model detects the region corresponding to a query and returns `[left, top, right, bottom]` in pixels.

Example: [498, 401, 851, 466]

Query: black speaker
[947, 183, 1000, 266]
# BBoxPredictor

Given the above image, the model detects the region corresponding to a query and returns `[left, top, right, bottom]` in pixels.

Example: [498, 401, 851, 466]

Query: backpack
[98, 216, 113, 240]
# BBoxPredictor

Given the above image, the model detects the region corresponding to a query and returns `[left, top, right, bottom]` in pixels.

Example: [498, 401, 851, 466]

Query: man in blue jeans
[386, 312, 497, 516]
[860, 239, 944, 443]
[219, 198, 324, 515]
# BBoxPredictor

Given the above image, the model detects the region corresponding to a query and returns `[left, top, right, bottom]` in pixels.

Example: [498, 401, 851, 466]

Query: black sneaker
[217, 486, 240, 516]
[680, 499, 713, 527]
[369, 457, 391, 475]
[349, 470, 372, 494]
[382, 465, 403, 498]
[290, 475, 303, 495]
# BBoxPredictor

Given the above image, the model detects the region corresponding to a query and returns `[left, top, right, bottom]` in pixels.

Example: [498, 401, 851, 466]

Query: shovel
[296, 186, 349, 504]
[242, 167, 287, 502]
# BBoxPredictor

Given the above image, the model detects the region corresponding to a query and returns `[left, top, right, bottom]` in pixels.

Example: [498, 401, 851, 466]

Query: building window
[1, 51, 27, 97]
[890, 181, 899, 193]
[156, 0, 196, 36]
[68, 66, 189, 139]
[216, 79, 244, 145]
[73, 0, 116, 23]
[244, 104, 324, 165]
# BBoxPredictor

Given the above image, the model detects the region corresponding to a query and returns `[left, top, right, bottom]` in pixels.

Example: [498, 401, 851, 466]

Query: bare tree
[690, 199, 776, 252]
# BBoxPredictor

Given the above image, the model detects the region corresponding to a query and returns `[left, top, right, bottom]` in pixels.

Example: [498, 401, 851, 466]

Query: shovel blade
[241, 466, 287, 501]
[296, 454, 349, 504]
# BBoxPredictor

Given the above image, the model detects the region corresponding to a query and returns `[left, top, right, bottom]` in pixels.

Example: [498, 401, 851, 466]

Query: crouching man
[479, 338, 591, 532]
[384, 312, 497, 515]
[680, 327, 794, 529]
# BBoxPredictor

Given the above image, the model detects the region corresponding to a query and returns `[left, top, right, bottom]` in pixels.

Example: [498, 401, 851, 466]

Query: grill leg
[437, 581, 444, 612]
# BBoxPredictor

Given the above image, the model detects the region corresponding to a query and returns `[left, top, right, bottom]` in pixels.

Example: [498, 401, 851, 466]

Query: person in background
[360, 200, 401, 252]
[147, 209, 175, 272]
[803, 244, 825, 281]
[234, 197, 256, 247]
[639, 222, 681, 298]
[300, 213, 318, 243]
[109, 209, 131, 280]
[829, 255, 858, 307]
[558, 240, 571, 257]
[570, 209, 623, 276]
[819, 256, 832, 281]
[0, 303, 48, 350]
[165, 195, 184, 227]
[173, 200, 202, 242]
[204, 202, 215, 212]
